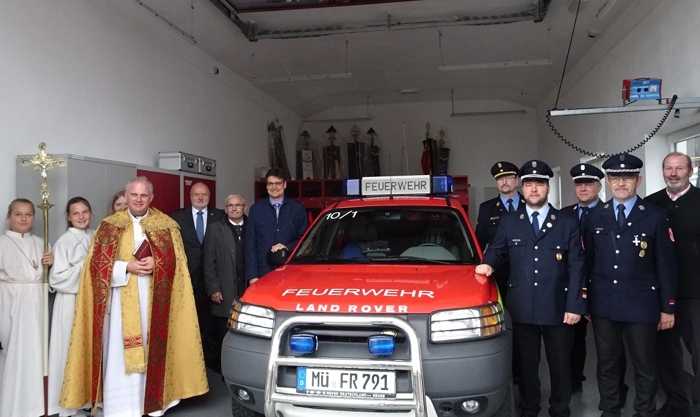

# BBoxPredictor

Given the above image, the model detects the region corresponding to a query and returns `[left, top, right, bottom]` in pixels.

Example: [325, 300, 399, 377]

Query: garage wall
[302, 99, 538, 223]
[0, 0, 301, 214]
[536, 0, 700, 206]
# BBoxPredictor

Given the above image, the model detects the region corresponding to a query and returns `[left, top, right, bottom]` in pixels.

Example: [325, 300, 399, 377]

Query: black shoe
[655, 403, 690, 417]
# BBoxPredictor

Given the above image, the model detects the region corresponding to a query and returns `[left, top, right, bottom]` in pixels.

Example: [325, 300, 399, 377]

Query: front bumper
[222, 312, 511, 417]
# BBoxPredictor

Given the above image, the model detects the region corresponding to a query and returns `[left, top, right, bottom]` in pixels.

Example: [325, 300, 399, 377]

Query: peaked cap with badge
[570, 163, 605, 183]
[519, 159, 554, 181]
[601, 153, 643, 176]
[490, 161, 519, 179]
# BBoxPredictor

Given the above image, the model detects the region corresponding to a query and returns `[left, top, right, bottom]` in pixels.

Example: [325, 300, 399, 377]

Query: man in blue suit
[245, 168, 309, 284]
[585, 154, 677, 417]
[476, 160, 586, 417]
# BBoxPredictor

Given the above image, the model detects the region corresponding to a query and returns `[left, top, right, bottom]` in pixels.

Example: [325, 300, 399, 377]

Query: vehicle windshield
[292, 206, 479, 265]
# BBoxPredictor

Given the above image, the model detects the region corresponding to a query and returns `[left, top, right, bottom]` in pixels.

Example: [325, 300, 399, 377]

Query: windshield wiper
[290, 255, 372, 264]
[371, 255, 455, 265]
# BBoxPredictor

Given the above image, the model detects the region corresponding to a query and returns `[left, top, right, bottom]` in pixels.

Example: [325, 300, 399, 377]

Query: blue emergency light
[368, 334, 395, 355]
[290, 333, 317, 354]
[345, 175, 453, 197]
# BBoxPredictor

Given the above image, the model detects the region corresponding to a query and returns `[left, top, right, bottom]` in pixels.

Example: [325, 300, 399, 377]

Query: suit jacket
[245, 198, 309, 280]
[171, 206, 225, 291]
[482, 204, 586, 325]
[475, 192, 525, 251]
[584, 197, 677, 323]
[203, 216, 247, 317]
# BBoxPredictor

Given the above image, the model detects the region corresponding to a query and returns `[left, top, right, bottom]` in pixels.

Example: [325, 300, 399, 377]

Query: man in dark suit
[562, 163, 608, 394]
[475, 160, 525, 298]
[171, 182, 225, 371]
[585, 154, 677, 417]
[646, 152, 700, 417]
[476, 160, 586, 417]
[203, 194, 247, 373]
[246, 168, 309, 284]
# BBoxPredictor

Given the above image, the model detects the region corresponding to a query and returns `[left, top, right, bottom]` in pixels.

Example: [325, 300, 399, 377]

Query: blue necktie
[507, 198, 515, 213]
[274, 203, 280, 219]
[196, 210, 204, 244]
[616, 204, 625, 229]
[531, 211, 540, 236]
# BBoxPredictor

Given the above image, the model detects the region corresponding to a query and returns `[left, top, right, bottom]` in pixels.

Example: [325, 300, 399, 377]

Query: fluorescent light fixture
[400, 89, 419, 94]
[439, 59, 552, 71]
[302, 116, 373, 123]
[131, 0, 195, 44]
[596, 0, 619, 20]
[451, 110, 527, 117]
[549, 98, 700, 117]
[253, 72, 351, 83]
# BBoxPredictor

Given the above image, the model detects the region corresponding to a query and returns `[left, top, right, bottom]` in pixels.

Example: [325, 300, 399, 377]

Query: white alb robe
[101, 212, 179, 417]
[0, 231, 54, 417]
[49, 227, 95, 416]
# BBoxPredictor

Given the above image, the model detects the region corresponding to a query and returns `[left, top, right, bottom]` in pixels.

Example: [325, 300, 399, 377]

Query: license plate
[296, 367, 396, 398]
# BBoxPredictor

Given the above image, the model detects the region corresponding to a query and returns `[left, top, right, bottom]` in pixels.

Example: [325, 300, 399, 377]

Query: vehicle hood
[240, 264, 498, 314]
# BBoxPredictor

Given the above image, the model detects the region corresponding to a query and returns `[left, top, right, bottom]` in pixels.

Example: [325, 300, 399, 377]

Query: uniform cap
[519, 160, 553, 181]
[602, 154, 643, 176]
[570, 163, 605, 182]
[490, 161, 519, 179]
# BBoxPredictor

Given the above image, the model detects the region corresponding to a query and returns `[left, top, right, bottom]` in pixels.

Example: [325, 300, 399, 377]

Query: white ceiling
[138, 0, 636, 117]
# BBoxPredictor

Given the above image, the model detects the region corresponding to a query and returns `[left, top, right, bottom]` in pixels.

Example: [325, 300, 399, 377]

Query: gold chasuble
[59, 208, 208, 414]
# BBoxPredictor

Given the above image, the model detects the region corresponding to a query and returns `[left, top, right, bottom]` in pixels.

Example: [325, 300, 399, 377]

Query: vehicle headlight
[229, 301, 276, 338]
[430, 302, 505, 342]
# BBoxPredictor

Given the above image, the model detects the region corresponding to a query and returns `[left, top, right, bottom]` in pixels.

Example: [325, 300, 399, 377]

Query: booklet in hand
[133, 239, 152, 260]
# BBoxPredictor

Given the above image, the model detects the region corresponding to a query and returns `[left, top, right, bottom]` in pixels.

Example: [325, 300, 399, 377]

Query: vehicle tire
[231, 396, 264, 417]
[492, 378, 515, 417]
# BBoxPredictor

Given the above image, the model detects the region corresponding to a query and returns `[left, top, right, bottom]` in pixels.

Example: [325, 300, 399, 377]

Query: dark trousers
[514, 322, 574, 417]
[571, 319, 588, 385]
[592, 317, 657, 416]
[658, 299, 700, 414]
[194, 288, 218, 372]
[211, 315, 229, 371]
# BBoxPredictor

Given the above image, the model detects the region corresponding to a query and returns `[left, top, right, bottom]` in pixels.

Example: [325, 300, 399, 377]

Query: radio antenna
[402, 122, 410, 175]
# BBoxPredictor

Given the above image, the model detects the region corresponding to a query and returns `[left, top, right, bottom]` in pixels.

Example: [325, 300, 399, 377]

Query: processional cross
[19, 142, 66, 417]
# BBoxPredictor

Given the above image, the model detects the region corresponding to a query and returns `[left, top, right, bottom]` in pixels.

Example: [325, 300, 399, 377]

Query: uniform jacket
[245, 198, 309, 280]
[203, 215, 247, 317]
[482, 204, 586, 325]
[475, 193, 525, 251]
[584, 197, 677, 323]
[645, 185, 700, 299]
[171, 206, 225, 291]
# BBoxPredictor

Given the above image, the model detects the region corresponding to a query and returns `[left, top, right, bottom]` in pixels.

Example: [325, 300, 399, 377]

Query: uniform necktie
[617, 204, 625, 228]
[507, 198, 515, 213]
[196, 211, 204, 244]
[531, 211, 540, 236]
[580, 206, 589, 235]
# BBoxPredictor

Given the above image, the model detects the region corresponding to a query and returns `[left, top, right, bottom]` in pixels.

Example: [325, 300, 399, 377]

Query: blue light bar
[345, 179, 361, 196]
[432, 176, 453, 193]
[290, 333, 317, 354]
[368, 335, 395, 355]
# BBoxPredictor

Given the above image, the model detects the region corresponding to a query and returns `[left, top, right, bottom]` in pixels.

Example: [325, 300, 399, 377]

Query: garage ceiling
[137, 0, 635, 117]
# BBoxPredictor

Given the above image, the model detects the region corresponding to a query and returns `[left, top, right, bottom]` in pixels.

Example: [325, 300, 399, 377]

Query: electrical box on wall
[622, 78, 662, 101]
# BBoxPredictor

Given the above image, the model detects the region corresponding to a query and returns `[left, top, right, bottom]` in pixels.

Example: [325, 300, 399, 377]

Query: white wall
[536, 0, 700, 205]
[0, 0, 301, 215]
[303, 100, 538, 222]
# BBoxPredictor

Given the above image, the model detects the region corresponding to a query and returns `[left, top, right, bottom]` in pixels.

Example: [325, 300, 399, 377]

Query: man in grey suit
[203, 194, 247, 373]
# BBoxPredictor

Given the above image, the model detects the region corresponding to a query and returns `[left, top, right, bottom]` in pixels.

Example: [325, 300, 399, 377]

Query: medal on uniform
[556, 253, 563, 261]
[641, 241, 648, 249]
[639, 249, 646, 258]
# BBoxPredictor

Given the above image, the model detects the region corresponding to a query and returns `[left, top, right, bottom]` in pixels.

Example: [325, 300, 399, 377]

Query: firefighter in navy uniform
[477, 160, 586, 417]
[475, 161, 525, 298]
[562, 163, 610, 394]
[585, 154, 677, 417]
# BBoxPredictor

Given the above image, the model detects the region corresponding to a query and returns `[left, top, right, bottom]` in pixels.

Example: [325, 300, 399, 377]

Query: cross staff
[19, 142, 66, 417]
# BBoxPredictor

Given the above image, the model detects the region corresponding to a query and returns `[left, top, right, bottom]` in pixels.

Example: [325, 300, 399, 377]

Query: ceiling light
[439, 59, 552, 71]
[451, 110, 527, 117]
[596, 0, 619, 20]
[252, 72, 352, 83]
[400, 89, 419, 94]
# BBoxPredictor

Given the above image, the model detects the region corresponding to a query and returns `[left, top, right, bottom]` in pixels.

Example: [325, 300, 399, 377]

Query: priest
[59, 176, 208, 416]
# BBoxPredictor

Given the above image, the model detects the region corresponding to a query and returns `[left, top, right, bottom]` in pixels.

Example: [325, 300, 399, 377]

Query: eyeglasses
[226, 204, 246, 208]
[496, 176, 516, 183]
[266, 181, 285, 188]
[608, 176, 637, 184]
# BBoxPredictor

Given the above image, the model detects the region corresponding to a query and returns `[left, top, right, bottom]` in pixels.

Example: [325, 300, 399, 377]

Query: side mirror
[267, 247, 289, 268]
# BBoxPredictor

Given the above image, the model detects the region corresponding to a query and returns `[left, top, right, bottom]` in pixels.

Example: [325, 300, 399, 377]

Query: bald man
[171, 182, 225, 372]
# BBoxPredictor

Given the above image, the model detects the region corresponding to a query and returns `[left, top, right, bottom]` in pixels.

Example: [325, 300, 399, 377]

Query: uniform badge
[639, 205, 645, 211]
[633, 235, 640, 246]
[581, 164, 586, 171]
[496, 202, 500, 206]
[498, 162, 503, 168]
[532, 161, 537, 167]
[551, 214, 556, 220]
[604, 204, 609, 209]
[556, 253, 563, 261]
[519, 214, 524, 219]
[620, 154, 626, 161]
[639, 250, 646, 258]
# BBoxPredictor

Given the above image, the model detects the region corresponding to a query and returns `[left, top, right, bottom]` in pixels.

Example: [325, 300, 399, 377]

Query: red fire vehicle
[222, 175, 513, 417]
